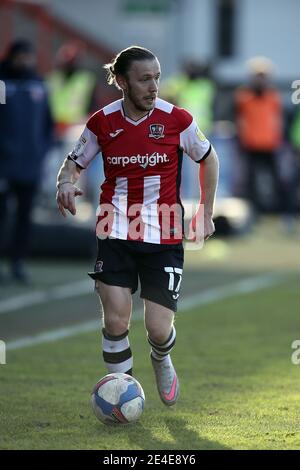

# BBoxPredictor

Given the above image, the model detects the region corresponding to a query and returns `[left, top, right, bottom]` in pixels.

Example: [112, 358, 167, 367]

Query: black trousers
[0, 179, 38, 263]
[245, 150, 293, 214]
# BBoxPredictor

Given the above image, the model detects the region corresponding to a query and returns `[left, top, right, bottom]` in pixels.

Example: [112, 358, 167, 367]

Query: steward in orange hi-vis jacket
[235, 86, 283, 152]
[234, 57, 288, 213]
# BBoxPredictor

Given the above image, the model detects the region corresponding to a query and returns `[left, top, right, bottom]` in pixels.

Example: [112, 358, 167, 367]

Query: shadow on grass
[94, 415, 230, 450]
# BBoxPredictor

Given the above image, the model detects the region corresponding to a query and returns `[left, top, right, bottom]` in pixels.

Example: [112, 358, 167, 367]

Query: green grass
[1, 275, 300, 450]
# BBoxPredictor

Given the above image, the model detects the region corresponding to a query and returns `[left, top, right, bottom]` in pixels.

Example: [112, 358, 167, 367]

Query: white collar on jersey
[121, 101, 155, 126]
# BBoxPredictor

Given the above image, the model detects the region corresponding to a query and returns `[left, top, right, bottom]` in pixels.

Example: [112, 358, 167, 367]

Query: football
[91, 373, 145, 424]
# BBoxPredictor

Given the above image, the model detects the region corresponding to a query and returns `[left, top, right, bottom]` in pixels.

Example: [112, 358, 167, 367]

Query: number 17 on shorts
[164, 267, 183, 300]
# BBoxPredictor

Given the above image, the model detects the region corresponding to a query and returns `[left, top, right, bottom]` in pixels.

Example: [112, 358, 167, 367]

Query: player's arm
[179, 117, 219, 240]
[56, 123, 101, 217]
[195, 146, 219, 239]
[56, 158, 83, 217]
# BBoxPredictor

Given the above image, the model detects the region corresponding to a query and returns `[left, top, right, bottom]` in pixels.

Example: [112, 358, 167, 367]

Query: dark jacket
[0, 63, 53, 183]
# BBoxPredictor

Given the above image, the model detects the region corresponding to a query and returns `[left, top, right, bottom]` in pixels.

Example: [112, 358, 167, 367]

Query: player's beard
[126, 82, 155, 113]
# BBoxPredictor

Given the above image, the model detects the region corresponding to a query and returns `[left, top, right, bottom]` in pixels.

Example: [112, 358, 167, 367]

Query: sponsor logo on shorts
[95, 261, 103, 273]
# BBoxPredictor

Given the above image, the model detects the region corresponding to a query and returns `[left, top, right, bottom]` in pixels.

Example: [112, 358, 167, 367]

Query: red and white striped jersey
[68, 98, 211, 244]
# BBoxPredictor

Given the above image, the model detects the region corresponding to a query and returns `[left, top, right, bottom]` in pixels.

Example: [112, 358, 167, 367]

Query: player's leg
[95, 280, 133, 375]
[144, 299, 175, 346]
[144, 300, 179, 406]
[139, 245, 183, 405]
[89, 238, 138, 376]
[96, 280, 132, 336]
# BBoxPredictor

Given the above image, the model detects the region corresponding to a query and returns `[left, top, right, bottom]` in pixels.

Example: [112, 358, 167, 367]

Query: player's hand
[56, 183, 83, 217]
[188, 211, 215, 242]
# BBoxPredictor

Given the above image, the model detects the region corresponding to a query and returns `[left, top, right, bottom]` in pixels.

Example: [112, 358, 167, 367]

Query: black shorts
[88, 237, 184, 311]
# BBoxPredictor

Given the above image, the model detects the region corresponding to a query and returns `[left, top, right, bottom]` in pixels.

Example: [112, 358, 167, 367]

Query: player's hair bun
[103, 46, 156, 89]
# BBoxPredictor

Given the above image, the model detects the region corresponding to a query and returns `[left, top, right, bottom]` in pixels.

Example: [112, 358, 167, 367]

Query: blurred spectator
[235, 57, 288, 216]
[286, 103, 300, 223]
[47, 41, 103, 210]
[289, 96, 300, 169]
[289, 107, 300, 156]
[47, 41, 99, 139]
[160, 60, 216, 135]
[160, 60, 216, 198]
[0, 39, 53, 283]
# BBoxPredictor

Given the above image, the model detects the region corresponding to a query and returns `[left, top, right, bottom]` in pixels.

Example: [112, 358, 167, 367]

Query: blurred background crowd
[0, 0, 299, 284]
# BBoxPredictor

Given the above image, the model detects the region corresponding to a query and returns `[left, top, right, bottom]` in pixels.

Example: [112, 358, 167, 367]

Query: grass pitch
[0, 217, 300, 450]
[1, 276, 300, 450]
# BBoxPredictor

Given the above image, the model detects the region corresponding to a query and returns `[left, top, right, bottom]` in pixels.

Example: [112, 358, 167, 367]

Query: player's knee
[104, 314, 130, 337]
[146, 326, 170, 345]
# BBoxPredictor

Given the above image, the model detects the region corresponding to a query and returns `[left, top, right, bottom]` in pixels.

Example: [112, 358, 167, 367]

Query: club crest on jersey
[149, 124, 165, 139]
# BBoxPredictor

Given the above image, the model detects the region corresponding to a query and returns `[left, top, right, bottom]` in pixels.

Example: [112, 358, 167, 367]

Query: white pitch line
[0, 279, 92, 315]
[180, 272, 285, 311]
[6, 272, 286, 351]
[6, 320, 100, 351]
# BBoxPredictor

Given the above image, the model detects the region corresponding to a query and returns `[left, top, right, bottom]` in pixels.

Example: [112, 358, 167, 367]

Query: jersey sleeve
[67, 113, 101, 169]
[179, 118, 211, 163]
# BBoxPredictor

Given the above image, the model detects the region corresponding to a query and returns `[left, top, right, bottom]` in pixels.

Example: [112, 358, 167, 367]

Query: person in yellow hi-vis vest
[160, 60, 216, 198]
[288, 105, 300, 221]
[48, 41, 98, 137]
[290, 108, 300, 154]
[47, 42, 101, 208]
[160, 60, 216, 135]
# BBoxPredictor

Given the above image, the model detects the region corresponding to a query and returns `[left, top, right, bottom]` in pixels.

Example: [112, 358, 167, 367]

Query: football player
[56, 46, 219, 406]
